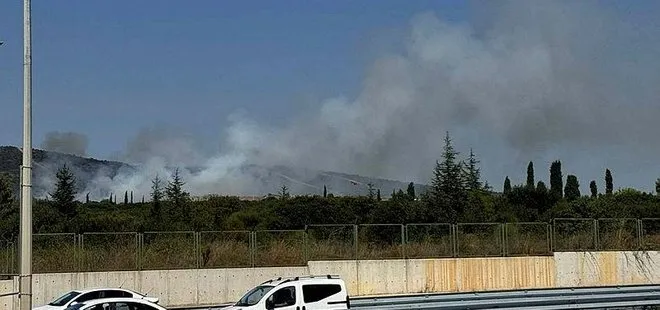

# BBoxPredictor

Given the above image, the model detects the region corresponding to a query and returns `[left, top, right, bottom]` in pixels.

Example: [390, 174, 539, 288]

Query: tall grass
[3, 225, 659, 274]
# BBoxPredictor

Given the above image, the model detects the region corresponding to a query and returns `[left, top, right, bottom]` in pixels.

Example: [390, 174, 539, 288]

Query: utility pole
[19, 0, 33, 309]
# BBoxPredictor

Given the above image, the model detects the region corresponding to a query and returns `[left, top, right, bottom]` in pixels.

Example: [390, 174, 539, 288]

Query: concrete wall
[555, 251, 660, 287]
[1, 278, 17, 310]
[4, 251, 660, 310]
[307, 256, 555, 296]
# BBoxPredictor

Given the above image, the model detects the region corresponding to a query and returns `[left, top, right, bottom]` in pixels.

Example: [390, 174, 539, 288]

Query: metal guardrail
[348, 285, 660, 309]
[175, 285, 660, 310]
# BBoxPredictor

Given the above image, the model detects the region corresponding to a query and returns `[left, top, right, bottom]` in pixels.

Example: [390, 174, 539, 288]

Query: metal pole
[19, 0, 33, 309]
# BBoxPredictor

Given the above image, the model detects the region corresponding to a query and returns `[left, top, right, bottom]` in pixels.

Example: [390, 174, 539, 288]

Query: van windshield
[235, 285, 274, 306]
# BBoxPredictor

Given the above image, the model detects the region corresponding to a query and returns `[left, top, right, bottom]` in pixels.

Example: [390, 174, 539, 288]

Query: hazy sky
[1, 0, 659, 194]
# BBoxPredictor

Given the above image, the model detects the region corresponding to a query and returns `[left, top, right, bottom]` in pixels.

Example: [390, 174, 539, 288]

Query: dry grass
[4, 228, 659, 274]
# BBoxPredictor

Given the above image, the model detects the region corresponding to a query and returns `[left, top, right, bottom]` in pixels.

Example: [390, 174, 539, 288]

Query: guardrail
[176, 285, 660, 310]
[348, 284, 660, 309]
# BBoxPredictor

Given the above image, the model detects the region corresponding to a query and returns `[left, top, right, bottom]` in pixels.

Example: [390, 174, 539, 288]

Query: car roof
[72, 287, 140, 295]
[260, 275, 345, 287]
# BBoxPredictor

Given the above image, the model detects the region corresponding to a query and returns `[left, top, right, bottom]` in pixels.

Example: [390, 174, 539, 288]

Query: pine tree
[50, 164, 77, 217]
[406, 182, 416, 200]
[165, 168, 190, 207]
[430, 132, 466, 220]
[526, 161, 535, 189]
[150, 174, 164, 216]
[590, 180, 598, 198]
[550, 160, 563, 200]
[464, 148, 482, 191]
[564, 175, 580, 201]
[605, 169, 613, 195]
[503, 176, 512, 195]
[279, 185, 290, 200]
[367, 183, 376, 200]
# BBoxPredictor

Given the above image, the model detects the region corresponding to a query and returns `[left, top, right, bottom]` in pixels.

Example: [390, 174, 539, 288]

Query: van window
[302, 284, 342, 303]
[268, 286, 296, 308]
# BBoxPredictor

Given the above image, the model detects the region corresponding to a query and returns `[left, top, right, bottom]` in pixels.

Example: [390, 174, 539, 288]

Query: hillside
[0, 146, 428, 199]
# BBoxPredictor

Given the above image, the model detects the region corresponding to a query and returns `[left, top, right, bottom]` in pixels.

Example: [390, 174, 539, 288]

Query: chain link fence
[2, 218, 659, 273]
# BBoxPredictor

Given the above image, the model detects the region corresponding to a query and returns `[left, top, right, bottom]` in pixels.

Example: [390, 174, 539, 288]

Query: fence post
[502, 223, 508, 257]
[303, 226, 308, 264]
[453, 224, 458, 258]
[137, 233, 143, 271]
[353, 225, 358, 260]
[594, 219, 599, 250]
[551, 219, 556, 252]
[250, 231, 256, 268]
[546, 223, 552, 255]
[400, 224, 405, 259]
[637, 219, 643, 250]
[195, 232, 201, 269]
[77, 234, 83, 272]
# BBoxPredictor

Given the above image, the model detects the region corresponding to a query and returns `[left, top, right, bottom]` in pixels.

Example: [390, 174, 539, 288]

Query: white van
[222, 275, 350, 310]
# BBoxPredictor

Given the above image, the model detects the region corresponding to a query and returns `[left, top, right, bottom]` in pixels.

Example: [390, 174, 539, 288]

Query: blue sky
[0, 0, 468, 155]
[1, 1, 659, 193]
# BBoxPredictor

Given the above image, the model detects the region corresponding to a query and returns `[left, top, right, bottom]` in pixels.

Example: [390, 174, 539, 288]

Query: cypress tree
[124, 191, 129, 204]
[590, 180, 598, 198]
[605, 169, 613, 195]
[550, 160, 563, 199]
[526, 161, 535, 189]
[565, 175, 580, 201]
[323, 185, 327, 198]
[503, 176, 512, 195]
[656, 179, 660, 196]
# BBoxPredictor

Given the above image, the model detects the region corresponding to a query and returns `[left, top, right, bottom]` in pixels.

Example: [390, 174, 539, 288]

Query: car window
[268, 286, 296, 308]
[49, 291, 81, 306]
[302, 284, 342, 303]
[75, 291, 102, 303]
[102, 290, 132, 298]
[102, 302, 158, 310]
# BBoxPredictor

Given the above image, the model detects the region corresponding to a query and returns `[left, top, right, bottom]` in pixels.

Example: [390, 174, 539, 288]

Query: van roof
[260, 275, 344, 287]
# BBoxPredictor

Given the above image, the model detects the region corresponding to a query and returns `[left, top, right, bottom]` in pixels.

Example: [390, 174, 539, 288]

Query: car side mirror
[265, 298, 274, 310]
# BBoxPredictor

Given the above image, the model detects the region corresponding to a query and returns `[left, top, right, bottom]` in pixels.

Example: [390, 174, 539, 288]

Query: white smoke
[71, 0, 660, 200]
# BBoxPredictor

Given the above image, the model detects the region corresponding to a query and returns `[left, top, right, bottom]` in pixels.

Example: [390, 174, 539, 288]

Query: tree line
[1, 132, 659, 237]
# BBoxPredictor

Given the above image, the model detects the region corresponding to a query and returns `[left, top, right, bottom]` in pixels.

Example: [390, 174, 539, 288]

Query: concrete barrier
[555, 251, 660, 287]
[6, 251, 660, 310]
[1, 278, 17, 310]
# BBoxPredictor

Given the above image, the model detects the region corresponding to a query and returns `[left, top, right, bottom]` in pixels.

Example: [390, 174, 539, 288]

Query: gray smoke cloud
[41, 131, 89, 157]
[74, 0, 660, 200]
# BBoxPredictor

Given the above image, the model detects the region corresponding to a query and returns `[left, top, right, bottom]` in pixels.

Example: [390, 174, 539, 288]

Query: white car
[60, 297, 166, 310]
[33, 288, 159, 310]
[222, 275, 349, 310]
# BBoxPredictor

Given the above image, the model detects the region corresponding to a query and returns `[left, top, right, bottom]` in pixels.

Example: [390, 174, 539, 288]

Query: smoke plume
[41, 131, 89, 157]
[59, 0, 660, 200]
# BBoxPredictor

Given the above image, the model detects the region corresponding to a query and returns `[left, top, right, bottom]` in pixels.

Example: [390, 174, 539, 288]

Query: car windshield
[235, 285, 274, 306]
[49, 291, 81, 306]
